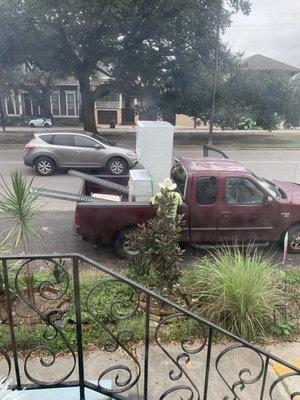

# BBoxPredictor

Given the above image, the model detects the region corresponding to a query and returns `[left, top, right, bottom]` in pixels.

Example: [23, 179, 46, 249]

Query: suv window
[226, 177, 264, 204]
[53, 134, 75, 146]
[74, 135, 97, 148]
[196, 176, 217, 204]
[40, 134, 53, 144]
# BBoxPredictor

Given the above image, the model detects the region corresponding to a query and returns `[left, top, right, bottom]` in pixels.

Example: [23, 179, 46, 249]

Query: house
[2, 75, 135, 126]
[243, 54, 300, 76]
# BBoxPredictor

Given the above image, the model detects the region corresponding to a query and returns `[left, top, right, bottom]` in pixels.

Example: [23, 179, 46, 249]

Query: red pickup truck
[75, 155, 300, 257]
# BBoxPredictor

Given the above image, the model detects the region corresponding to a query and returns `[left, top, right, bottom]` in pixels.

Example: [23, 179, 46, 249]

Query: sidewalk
[3, 341, 299, 399]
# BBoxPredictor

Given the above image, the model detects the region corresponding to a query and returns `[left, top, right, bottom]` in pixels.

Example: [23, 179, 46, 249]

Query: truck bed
[76, 175, 190, 244]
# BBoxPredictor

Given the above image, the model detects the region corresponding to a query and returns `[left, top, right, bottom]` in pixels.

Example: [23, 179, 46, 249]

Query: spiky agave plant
[0, 171, 40, 248]
[0, 379, 23, 399]
[0, 171, 41, 304]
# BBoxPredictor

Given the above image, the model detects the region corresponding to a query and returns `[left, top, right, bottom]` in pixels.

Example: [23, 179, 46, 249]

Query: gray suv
[23, 132, 137, 176]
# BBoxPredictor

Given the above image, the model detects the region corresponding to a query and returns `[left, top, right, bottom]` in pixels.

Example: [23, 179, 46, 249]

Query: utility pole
[208, 1, 222, 146]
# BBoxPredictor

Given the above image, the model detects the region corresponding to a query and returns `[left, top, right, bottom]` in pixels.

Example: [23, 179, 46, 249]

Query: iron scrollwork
[270, 370, 300, 400]
[155, 313, 208, 400]
[14, 258, 76, 386]
[85, 278, 141, 394]
[215, 343, 265, 400]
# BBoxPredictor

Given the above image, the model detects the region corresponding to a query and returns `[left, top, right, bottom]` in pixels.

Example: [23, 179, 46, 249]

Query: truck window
[171, 165, 187, 196]
[196, 176, 217, 205]
[226, 177, 264, 204]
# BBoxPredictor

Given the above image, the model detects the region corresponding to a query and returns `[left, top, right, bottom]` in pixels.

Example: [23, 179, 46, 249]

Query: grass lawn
[1, 128, 300, 149]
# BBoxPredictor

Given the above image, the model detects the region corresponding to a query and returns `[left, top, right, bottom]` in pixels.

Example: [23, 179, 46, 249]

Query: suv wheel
[44, 122, 50, 127]
[34, 157, 56, 176]
[29, 122, 35, 127]
[107, 157, 128, 175]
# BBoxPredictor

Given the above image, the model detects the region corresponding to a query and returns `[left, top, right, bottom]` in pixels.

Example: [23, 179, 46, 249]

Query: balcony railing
[0, 254, 299, 399]
[95, 101, 123, 109]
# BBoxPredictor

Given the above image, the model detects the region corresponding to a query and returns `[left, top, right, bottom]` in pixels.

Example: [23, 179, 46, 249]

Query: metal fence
[0, 254, 299, 400]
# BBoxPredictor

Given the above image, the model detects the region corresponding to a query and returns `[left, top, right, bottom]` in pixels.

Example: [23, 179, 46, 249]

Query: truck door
[218, 175, 279, 243]
[190, 174, 219, 242]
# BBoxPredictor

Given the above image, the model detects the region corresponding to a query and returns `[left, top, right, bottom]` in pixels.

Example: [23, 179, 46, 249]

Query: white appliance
[129, 169, 154, 202]
[136, 121, 174, 191]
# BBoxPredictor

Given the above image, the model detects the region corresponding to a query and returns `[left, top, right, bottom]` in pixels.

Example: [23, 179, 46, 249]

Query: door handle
[76, 150, 82, 153]
[221, 211, 231, 217]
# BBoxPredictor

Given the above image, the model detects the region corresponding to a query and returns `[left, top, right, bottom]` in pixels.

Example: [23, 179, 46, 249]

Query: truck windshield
[252, 173, 283, 199]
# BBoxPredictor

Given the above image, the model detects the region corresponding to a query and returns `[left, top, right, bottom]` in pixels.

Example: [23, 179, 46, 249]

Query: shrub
[126, 188, 185, 293]
[180, 247, 284, 340]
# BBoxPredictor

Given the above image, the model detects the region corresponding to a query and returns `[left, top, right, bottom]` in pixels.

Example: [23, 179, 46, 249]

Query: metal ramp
[30, 188, 114, 204]
[68, 170, 129, 194]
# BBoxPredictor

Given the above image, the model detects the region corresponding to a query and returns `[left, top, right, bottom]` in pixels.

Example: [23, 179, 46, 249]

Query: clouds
[223, 0, 300, 66]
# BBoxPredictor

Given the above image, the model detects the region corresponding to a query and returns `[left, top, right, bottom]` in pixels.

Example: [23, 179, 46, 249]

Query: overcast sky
[223, 0, 300, 67]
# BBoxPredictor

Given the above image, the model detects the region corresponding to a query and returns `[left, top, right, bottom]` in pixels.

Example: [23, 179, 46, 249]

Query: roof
[243, 54, 300, 74]
[179, 157, 249, 174]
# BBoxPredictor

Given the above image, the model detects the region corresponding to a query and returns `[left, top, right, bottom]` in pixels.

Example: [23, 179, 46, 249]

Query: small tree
[126, 189, 185, 294]
[0, 171, 41, 303]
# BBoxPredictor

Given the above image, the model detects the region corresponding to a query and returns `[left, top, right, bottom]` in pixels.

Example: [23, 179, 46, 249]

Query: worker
[150, 177, 183, 219]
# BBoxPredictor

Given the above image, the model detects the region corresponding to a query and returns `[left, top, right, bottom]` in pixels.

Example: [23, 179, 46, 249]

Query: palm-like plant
[0, 171, 40, 248]
[0, 171, 41, 304]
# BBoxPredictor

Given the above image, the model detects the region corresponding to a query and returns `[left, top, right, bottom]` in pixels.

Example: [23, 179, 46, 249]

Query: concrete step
[15, 380, 111, 400]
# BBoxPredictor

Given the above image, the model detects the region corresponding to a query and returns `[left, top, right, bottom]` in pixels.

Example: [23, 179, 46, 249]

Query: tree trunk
[39, 89, 53, 119]
[77, 73, 97, 133]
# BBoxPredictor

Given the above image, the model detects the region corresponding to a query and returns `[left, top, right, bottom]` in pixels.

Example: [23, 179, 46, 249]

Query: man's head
[159, 177, 177, 191]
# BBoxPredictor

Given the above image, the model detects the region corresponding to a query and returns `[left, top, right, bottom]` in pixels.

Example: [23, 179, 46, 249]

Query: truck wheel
[34, 157, 56, 176]
[287, 225, 300, 254]
[114, 229, 138, 259]
[107, 157, 128, 175]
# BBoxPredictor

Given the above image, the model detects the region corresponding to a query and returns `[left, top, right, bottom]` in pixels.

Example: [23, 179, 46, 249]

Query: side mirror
[265, 195, 274, 207]
[94, 144, 101, 150]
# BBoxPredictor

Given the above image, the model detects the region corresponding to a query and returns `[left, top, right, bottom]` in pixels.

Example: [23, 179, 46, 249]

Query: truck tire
[34, 157, 56, 176]
[114, 229, 138, 259]
[287, 225, 300, 254]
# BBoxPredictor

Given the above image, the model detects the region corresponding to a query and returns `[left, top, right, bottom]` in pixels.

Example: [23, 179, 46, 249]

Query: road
[1, 147, 300, 266]
[1, 148, 300, 211]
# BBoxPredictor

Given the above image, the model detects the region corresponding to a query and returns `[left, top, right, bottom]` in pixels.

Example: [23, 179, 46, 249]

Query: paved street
[0, 148, 300, 211]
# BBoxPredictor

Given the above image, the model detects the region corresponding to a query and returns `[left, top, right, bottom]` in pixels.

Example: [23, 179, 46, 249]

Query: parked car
[28, 118, 53, 128]
[75, 150, 300, 257]
[23, 132, 137, 176]
[238, 118, 256, 130]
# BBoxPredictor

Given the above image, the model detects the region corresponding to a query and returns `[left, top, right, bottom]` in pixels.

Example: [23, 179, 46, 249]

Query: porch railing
[0, 254, 299, 400]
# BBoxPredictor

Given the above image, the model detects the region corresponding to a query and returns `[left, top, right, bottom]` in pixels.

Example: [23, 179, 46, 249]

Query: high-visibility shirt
[150, 191, 183, 219]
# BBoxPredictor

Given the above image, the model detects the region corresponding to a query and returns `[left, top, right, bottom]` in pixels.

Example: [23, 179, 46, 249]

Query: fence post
[203, 327, 213, 400]
[143, 294, 151, 399]
[72, 256, 85, 400]
[2, 258, 22, 390]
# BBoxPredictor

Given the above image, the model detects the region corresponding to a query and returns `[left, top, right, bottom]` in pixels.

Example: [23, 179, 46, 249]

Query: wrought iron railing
[0, 254, 299, 400]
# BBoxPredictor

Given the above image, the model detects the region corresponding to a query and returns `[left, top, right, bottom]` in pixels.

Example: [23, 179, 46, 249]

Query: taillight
[75, 211, 80, 229]
[25, 143, 35, 151]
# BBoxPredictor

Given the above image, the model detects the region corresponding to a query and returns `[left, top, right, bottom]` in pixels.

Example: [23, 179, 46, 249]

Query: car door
[190, 174, 219, 242]
[218, 174, 279, 243]
[73, 135, 106, 167]
[51, 134, 76, 167]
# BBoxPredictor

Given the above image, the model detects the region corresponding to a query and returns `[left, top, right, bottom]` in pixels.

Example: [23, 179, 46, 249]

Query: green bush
[180, 248, 284, 340]
[126, 188, 185, 293]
